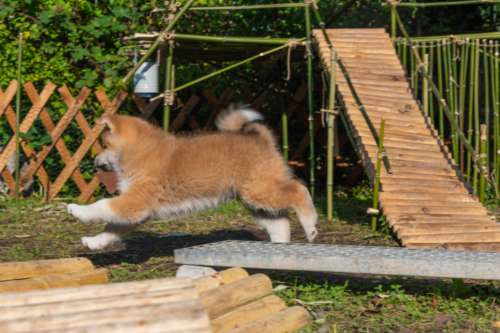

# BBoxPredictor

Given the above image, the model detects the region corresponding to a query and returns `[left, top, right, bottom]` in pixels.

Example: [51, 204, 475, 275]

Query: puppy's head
[94, 115, 139, 173]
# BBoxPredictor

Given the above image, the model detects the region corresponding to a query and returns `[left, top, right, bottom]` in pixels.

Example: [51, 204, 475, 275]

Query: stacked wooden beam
[313, 28, 500, 251]
[0, 264, 310, 333]
[0, 258, 108, 292]
[0, 276, 211, 333]
[193, 267, 311, 333]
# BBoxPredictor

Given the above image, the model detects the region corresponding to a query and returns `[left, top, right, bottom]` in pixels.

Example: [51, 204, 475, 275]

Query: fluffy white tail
[216, 104, 263, 132]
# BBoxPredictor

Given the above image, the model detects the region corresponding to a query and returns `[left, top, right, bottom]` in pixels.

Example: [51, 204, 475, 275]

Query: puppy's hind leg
[82, 223, 137, 251]
[285, 181, 318, 243]
[247, 208, 291, 243]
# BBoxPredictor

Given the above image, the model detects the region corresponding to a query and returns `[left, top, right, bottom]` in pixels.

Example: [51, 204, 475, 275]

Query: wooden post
[0, 258, 94, 281]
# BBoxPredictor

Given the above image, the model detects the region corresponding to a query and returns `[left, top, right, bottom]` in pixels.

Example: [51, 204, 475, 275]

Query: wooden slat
[401, 232, 500, 245]
[405, 242, 500, 251]
[0, 80, 17, 118]
[17, 87, 91, 191]
[0, 82, 57, 174]
[169, 94, 200, 132]
[397, 226, 500, 237]
[49, 89, 127, 202]
[23, 82, 90, 196]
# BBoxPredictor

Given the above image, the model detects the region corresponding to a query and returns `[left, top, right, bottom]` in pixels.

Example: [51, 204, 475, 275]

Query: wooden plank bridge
[313, 28, 500, 251]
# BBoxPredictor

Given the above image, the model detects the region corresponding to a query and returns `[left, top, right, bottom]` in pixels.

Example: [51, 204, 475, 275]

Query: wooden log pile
[0, 258, 108, 293]
[192, 267, 311, 333]
[0, 261, 310, 333]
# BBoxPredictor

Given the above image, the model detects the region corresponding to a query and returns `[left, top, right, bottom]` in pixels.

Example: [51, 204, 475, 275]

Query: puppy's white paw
[81, 235, 115, 251]
[305, 226, 318, 243]
[67, 204, 93, 223]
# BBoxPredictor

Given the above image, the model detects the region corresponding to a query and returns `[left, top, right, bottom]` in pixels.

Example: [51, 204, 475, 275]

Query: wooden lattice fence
[0, 79, 362, 203]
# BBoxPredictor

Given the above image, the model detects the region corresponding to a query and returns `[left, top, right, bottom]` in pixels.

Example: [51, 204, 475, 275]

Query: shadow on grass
[81, 229, 262, 267]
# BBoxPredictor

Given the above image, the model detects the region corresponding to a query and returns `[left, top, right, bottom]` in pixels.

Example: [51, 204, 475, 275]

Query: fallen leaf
[371, 299, 384, 307]
[273, 285, 289, 292]
[493, 321, 500, 328]
[386, 303, 395, 308]
[15, 235, 31, 238]
[431, 296, 437, 308]
[399, 327, 415, 333]
[434, 314, 453, 324]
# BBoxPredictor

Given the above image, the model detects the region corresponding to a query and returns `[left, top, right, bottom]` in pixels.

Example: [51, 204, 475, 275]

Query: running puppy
[67, 106, 318, 250]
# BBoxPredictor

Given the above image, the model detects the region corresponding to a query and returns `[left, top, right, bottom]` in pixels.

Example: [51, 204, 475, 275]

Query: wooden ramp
[312, 28, 500, 251]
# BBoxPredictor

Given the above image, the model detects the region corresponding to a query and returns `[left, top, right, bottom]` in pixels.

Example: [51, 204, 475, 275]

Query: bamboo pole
[277, 61, 289, 162]
[172, 34, 291, 45]
[459, 38, 469, 174]
[474, 39, 481, 192]
[411, 41, 416, 90]
[371, 119, 386, 231]
[122, 0, 195, 84]
[15, 32, 22, 209]
[483, 40, 490, 168]
[0, 258, 94, 282]
[391, 6, 397, 38]
[496, 41, 500, 188]
[467, 39, 475, 182]
[428, 41, 435, 125]
[0, 269, 108, 293]
[480, 124, 487, 203]
[305, 3, 315, 198]
[412, 32, 500, 42]
[423, 54, 429, 116]
[452, 39, 460, 166]
[384, 0, 500, 7]
[164, 45, 173, 132]
[173, 41, 303, 93]
[155, 3, 308, 12]
[327, 49, 336, 220]
[391, 6, 487, 175]
[338, 109, 362, 160]
[403, 39, 408, 71]
[437, 40, 444, 139]
[491, 40, 498, 182]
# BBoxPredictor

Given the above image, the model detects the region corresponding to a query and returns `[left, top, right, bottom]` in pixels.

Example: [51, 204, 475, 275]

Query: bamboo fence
[390, 7, 500, 199]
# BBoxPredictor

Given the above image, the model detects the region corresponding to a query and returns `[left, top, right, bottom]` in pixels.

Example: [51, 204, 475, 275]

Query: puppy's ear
[96, 115, 117, 132]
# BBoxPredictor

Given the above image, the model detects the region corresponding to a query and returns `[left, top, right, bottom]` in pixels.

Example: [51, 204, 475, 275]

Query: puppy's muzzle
[94, 154, 112, 172]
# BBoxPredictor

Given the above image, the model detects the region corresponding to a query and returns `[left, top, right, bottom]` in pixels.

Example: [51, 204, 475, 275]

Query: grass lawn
[1, 183, 500, 332]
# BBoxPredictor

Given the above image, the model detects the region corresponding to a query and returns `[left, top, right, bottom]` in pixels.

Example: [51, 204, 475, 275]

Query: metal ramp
[312, 28, 500, 251]
[175, 241, 500, 280]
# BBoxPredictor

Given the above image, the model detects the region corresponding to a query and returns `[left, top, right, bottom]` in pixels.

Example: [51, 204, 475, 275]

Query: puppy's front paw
[81, 236, 107, 251]
[67, 204, 92, 222]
